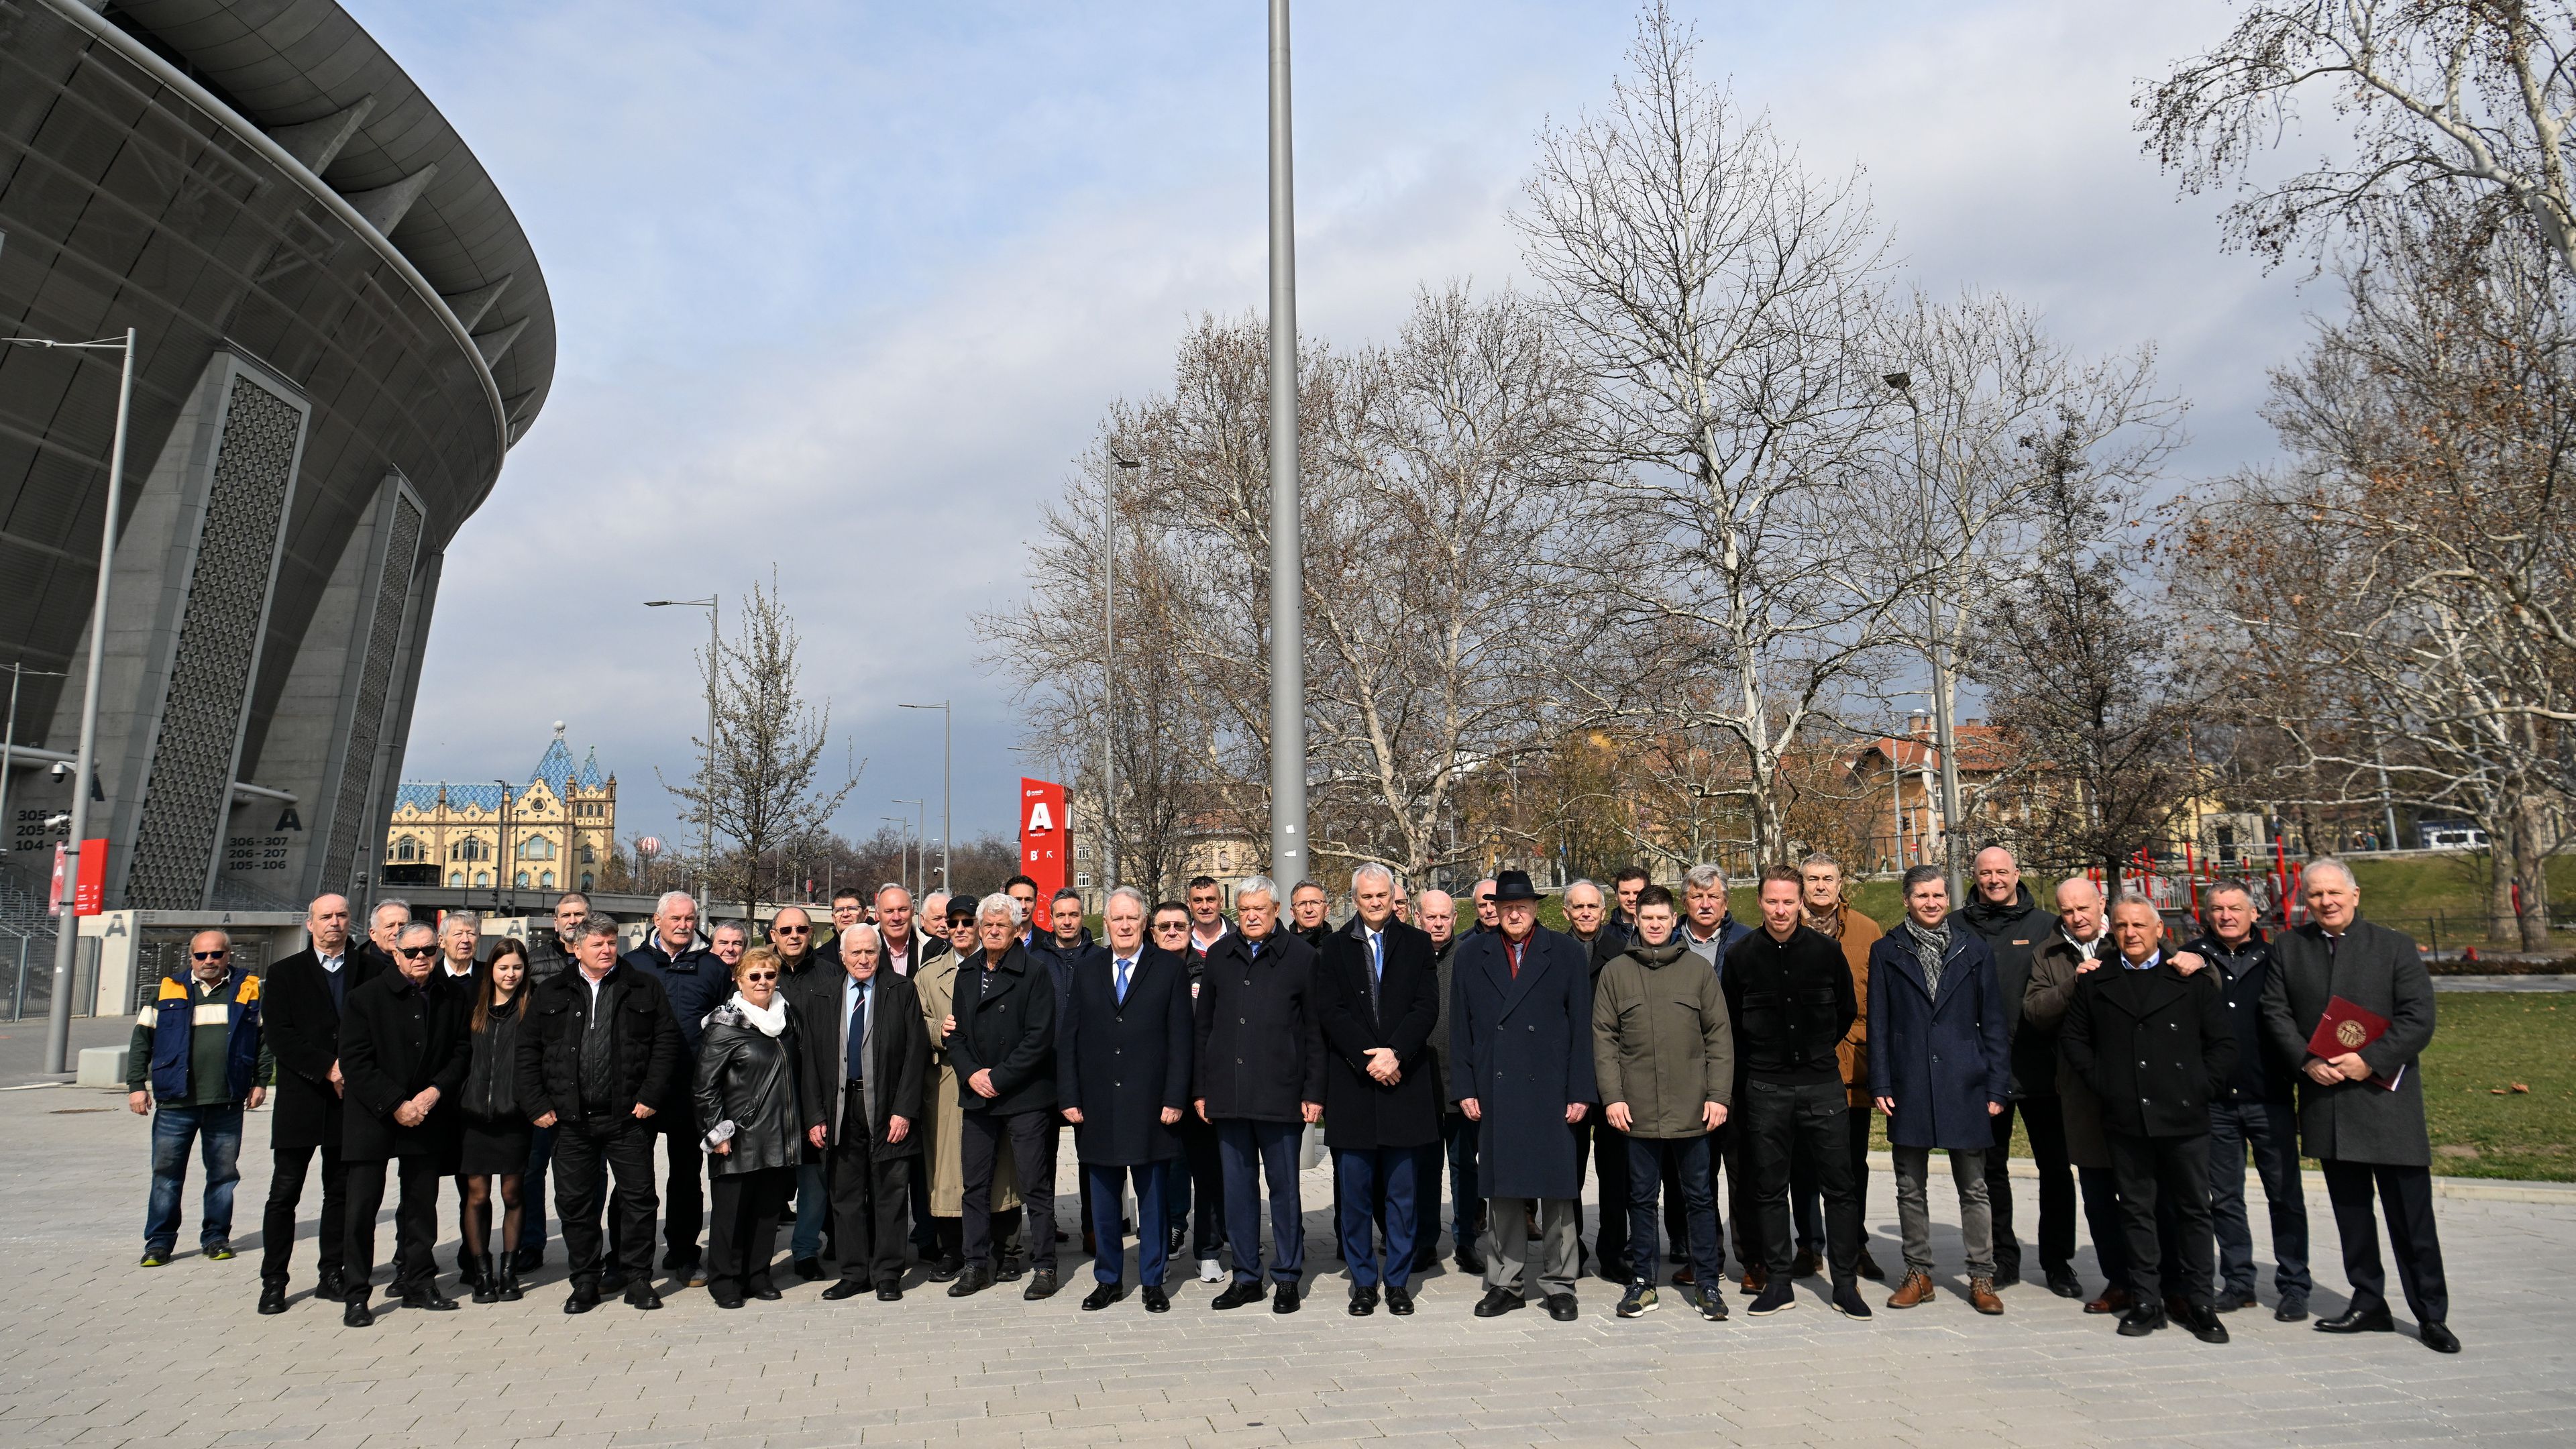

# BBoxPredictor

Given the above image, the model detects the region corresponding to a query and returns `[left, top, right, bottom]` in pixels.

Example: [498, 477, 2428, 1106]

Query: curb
[1867, 1150, 2576, 1206]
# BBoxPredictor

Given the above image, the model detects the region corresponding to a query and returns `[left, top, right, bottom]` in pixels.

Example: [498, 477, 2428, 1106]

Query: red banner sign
[1020, 777, 1067, 902]
[49, 839, 107, 916]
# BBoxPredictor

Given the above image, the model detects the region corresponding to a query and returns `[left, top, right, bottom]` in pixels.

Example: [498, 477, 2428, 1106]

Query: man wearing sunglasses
[767, 906, 828, 981]
[337, 923, 468, 1326]
[128, 929, 265, 1271]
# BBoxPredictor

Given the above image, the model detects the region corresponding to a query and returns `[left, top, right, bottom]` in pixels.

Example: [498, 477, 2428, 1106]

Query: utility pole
[1265, 0, 1307, 885]
[1887, 372, 1966, 902]
[643, 596, 719, 904]
[899, 701, 951, 892]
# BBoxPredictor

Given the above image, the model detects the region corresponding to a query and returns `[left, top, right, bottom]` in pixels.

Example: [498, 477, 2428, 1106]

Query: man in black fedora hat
[1452, 869, 1598, 1322]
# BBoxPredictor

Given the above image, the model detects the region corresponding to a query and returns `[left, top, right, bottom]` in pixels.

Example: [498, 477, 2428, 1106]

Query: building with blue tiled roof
[382, 724, 616, 893]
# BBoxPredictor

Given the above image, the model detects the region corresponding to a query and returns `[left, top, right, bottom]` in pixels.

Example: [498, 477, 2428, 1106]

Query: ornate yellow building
[383, 726, 616, 892]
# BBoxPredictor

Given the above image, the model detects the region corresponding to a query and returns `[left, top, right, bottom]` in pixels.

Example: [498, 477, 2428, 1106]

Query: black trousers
[1988, 1095, 2076, 1278]
[554, 1114, 657, 1285]
[1177, 1112, 1226, 1260]
[1792, 1104, 1872, 1258]
[1743, 1078, 1860, 1285]
[960, 1108, 1057, 1271]
[2104, 1130, 2216, 1309]
[342, 1156, 441, 1302]
[260, 1140, 346, 1287]
[1580, 1118, 1688, 1272]
[828, 1132, 913, 1288]
[706, 1165, 793, 1293]
[2321, 1158, 2449, 1325]
[606, 1113, 703, 1267]
[1718, 1122, 1757, 1273]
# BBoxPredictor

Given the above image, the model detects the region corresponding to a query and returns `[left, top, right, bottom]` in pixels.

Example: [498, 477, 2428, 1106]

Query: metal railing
[2, 920, 54, 1022]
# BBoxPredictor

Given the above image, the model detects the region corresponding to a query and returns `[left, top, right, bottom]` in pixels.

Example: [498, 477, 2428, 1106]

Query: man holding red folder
[2258, 858, 2458, 1354]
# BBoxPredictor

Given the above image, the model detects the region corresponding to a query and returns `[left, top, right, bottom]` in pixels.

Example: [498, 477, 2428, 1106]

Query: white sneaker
[1197, 1258, 1224, 1283]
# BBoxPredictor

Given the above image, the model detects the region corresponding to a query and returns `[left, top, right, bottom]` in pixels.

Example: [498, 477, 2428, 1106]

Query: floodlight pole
[1265, 0, 1307, 885]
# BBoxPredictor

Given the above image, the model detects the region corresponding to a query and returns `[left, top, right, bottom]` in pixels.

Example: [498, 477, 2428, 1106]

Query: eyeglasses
[1152, 921, 1188, 932]
[191, 950, 229, 961]
[398, 945, 437, 959]
[774, 925, 809, 935]
[741, 970, 778, 982]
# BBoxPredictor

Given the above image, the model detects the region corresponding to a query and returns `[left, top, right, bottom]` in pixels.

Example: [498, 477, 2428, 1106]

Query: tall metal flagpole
[1266, 0, 1306, 885]
[46, 327, 136, 1076]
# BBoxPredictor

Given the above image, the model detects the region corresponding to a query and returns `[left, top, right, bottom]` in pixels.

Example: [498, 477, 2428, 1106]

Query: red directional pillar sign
[49, 839, 107, 916]
[1020, 778, 1067, 900]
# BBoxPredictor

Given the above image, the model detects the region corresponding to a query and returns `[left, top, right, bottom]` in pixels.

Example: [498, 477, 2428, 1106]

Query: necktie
[1115, 957, 1132, 1004]
[846, 985, 867, 1083]
[1368, 932, 1383, 1014]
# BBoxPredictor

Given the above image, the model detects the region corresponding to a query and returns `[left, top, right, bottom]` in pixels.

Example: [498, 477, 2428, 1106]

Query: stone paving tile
[6, 1083, 2573, 1447]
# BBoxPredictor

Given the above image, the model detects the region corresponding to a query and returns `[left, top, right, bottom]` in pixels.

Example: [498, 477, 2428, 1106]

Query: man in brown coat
[1790, 854, 1884, 1283]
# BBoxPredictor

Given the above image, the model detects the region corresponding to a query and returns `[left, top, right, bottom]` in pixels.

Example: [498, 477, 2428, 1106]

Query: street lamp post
[494, 780, 513, 916]
[1266, 0, 1307, 885]
[898, 701, 951, 892]
[0, 663, 68, 860]
[892, 798, 924, 897]
[11, 327, 138, 1077]
[1886, 372, 1966, 904]
[644, 596, 719, 904]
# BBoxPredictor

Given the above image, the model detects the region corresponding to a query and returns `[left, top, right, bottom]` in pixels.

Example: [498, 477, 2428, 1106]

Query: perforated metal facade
[319, 488, 422, 892]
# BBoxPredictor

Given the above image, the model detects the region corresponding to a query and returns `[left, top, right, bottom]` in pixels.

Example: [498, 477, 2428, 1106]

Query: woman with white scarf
[693, 946, 824, 1308]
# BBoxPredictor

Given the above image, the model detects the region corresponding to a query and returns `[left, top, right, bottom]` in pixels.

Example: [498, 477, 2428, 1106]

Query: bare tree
[658, 578, 863, 920]
[2141, 0, 2576, 273]
[1514, 3, 1902, 864]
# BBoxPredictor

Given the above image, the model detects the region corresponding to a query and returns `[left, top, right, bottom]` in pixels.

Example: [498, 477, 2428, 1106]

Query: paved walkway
[1, 1082, 2568, 1449]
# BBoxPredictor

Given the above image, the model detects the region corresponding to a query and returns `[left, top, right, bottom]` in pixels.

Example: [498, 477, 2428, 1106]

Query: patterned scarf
[1903, 918, 1951, 996]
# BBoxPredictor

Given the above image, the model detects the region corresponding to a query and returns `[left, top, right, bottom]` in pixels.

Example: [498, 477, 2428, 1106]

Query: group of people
[123, 847, 2457, 1351]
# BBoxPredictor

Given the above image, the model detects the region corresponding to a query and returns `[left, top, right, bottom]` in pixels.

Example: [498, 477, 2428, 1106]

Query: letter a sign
[1020, 777, 1068, 900]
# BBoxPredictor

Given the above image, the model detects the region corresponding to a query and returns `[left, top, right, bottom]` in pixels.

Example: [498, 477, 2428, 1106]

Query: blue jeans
[146, 1102, 243, 1253]
[1085, 1160, 1171, 1286]
[1335, 1146, 1419, 1289]
[792, 1160, 830, 1261]
[2208, 1098, 2311, 1301]
[1625, 1132, 1720, 1287]
[1216, 1118, 1305, 1285]
[1442, 1111, 1484, 1254]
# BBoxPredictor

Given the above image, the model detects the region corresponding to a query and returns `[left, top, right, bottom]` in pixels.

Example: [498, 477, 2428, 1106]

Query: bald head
[1417, 889, 1456, 947]
[2054, 876, 2103, 942]
[1973, 846, 2021, 906]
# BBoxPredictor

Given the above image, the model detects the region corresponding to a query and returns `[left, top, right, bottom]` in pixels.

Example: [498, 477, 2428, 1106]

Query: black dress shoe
[1141, 1285, 1171, 1313]
[927, 1253, 964, 1283]
[947, 1265, 995, 1298]
[2315, 1304, 2396, 1334]
[1386, 1285, 1414, 1316]
[1856, 1249, 1885, 1282]
[711, 1286, 747, 1309]
[1348, 1285, 1379, 1316]
[1456, 1248, 1486, 1276]
[599, 1267, 631, 1294]
[2215, 1288, 2259, 1313]
[398, 1285, 460, 1311]
[511, 1246, 543, 1275]
[876, 1285, 904, 1302]
[316, 1269, 347, 1301]
[1210, 1280, 1267, 1310]
[794, 1256, 825, 1281]
[2182, 1303, 2231, 1344]
[2275, 1297, 2310, 1323]
[1473, 1287, 1523, 1318]
[1413, 1252, 1440, 1277]
[623, 1280, 663, 1311]
[820, 1281, 870, 1301]
[747, 1279, 782, 1301]
[564, 1281, 600, 1314]
[1083, 1282, 1124, 1311]
[2420, 1322, 2461, 1354]
[1546, 1293, 1579, 1322]
[1024, 1269, 1061, 1301]
[1272, 1281, 1301, 1313]
[2046, 1271, 2085, 1300]
[342, 1299, 373, 1328]
[2116, 1302, 2167, 1337]
[257, 1283, 288, 1316]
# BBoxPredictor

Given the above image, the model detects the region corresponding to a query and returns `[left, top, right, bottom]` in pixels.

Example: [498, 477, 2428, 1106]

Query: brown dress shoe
[1886, 1271, 1936, 1309]
[1969, 1277, 2004, 1315]
[1739, 1265, 1768, 1296]
[1790, 1250, 1821, 1279]
[2084, 1287, 2133, 1316]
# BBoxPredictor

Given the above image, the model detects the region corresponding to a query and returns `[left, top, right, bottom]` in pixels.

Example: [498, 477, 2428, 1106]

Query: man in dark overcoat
[1867, 865, 2009, 1315]
[792, 923, 927, 1302]
[336, 921, 468, 1326]
[2259, 857, 2456, 1354]
[1313, 863, 1441, 1316]
[1454, 869, 1597, 1322]
[257, 893, 382, 1313]
[1193, 875, 1324, 1312]
[1059, 888, 1193, 1312]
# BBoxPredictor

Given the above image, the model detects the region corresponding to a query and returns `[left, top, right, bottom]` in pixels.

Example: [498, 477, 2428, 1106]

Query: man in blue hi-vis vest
[127, 928, 266, 1267]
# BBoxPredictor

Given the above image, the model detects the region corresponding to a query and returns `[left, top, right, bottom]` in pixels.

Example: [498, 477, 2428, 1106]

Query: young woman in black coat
[458, 939, 532, 1303]
[695, 947, 825, 1309]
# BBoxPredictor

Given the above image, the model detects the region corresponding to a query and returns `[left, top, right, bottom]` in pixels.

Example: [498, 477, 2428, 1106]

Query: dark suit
[1866, 926, 2009, 1279]
[2260, 919, 2448, 1326]
[947, 945, 1059, 1273]
[791, 967, 927, 1289]
[1316, 916, 1439, 1289]
[1452, 925, 1597, 1297]
[336, 970, 468, 1304]
[257, 945, 380, 1291]
[1193, 928, 1322, 1285]
[1060, 944, 1193, 1286]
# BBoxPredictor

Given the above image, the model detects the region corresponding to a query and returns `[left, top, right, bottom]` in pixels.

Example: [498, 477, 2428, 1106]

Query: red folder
[2307, 994, 2404, 1091]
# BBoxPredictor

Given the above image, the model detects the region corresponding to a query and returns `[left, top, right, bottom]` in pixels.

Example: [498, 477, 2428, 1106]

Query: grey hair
[1350, 863, 1396, 891]
[977, 892, 1024, 925]
[1236, 874, 1279, 906]
[372, 898, 412, 927]
[1900, 864, 1947, 893]
[875, 881, 912, 904]
[188, 927, 232, 951]
[2204, 877, 2259, 904]
[655, 890, 698, 915]
[710, 918, 751, 941]
[567, 914, 622, 945]
[840, 922, 881, 951]
[1683, 863, 1726, 892]
[441, 910, 480, 934]
[1799, 852, 1841, 873]
[2109, 890, 2161, 917]
[2302, 855, 2358, 890]
[1106, 885, 1149, 914]
[396, 920, 438, 944]
[1562, 877, 1603, 903]
[1291, 879, 1326, 898]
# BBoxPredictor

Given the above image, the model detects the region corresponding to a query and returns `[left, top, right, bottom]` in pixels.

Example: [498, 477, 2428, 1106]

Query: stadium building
[0, 0, 553, 914]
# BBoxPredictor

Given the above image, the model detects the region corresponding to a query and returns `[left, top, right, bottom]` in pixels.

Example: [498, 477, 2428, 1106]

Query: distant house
[1845, 716, 2042, 872]
[384, 726, 616, 893]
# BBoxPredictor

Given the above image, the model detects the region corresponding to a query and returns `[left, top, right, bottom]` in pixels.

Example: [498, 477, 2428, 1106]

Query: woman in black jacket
[458, 939, 531, 1303]
[695, 947, 823, 1308]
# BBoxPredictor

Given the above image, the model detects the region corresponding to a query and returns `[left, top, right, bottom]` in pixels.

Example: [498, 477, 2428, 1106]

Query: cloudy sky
[358, 0, 2330, 851]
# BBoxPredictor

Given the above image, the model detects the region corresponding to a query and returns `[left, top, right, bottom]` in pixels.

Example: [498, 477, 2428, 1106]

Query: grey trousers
[1485, 1195, 1580, 1299]
[1891, 1144, 1994, 1277]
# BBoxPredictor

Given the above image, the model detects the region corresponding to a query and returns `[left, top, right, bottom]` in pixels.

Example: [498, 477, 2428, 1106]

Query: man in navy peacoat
[1313, 865, 1442, 1315]
[1059, 888, 1193, 1312]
